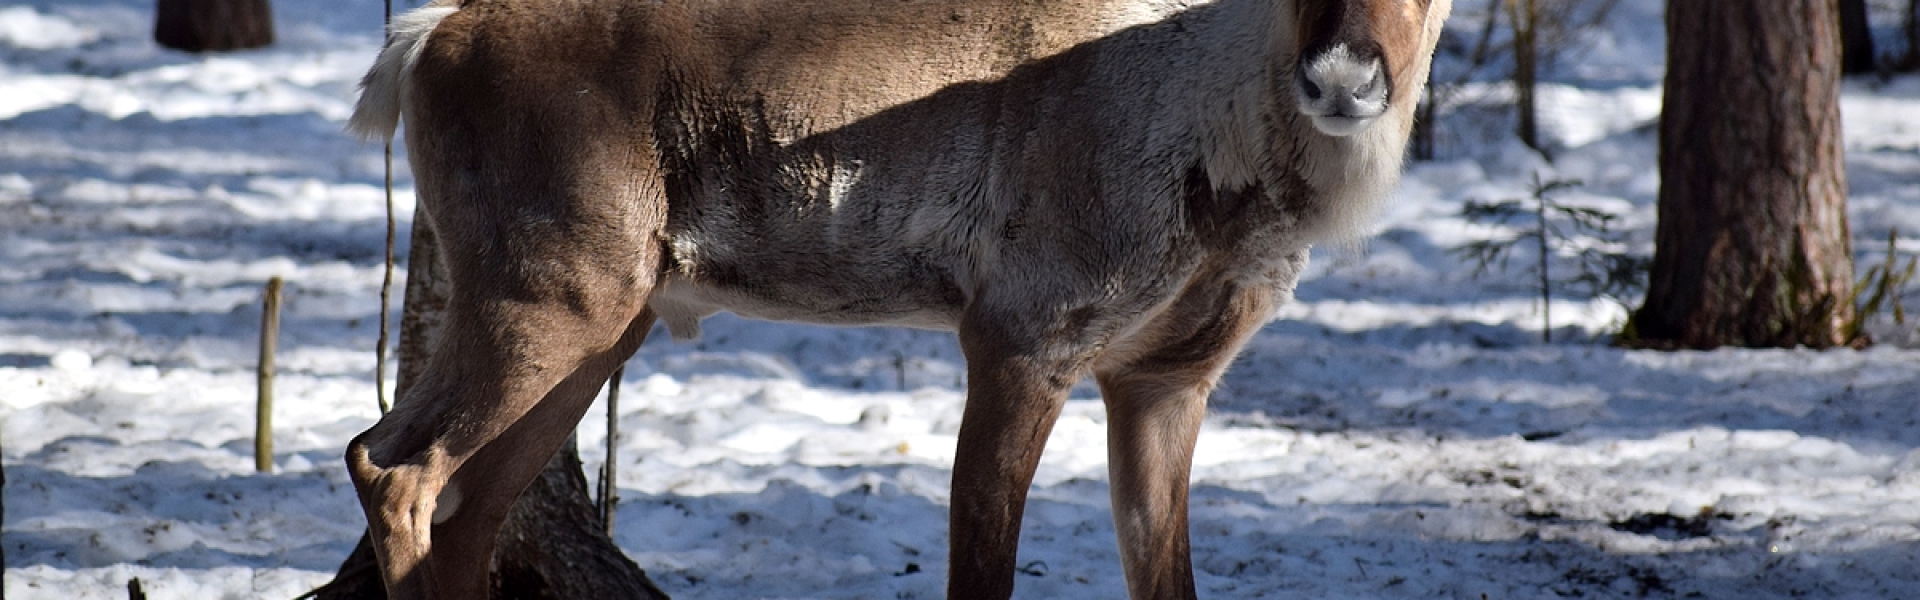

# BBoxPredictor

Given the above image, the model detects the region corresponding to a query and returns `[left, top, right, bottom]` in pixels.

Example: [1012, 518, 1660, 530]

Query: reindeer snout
[1295, 43, 1390, 137]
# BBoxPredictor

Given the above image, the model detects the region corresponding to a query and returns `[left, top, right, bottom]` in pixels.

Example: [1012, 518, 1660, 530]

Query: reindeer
[345, 0, 1451, 597]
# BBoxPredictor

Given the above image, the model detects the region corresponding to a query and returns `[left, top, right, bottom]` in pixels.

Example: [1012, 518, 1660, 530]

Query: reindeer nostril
[1361, 67, 1386, 98]
[1300, 76, 1323, 101]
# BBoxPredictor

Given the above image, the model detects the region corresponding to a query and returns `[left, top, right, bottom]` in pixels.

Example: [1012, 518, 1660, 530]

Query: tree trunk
[2, 453, 7, 600]
[1839, 0, 1877, 73]
[310, 216, 667, 599]
[1507, 0, 1544, 154]
[154, 0, 274, 53]
[1904, 0, 1920, 70]
[1631, 0, 1855, 349]
[1412, 76, 1436, 161]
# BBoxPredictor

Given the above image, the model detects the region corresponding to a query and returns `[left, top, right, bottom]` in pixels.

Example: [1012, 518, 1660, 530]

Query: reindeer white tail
[347, 4, 459, 141]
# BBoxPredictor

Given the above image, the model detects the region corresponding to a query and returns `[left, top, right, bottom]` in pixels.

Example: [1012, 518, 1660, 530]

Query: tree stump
[313, 444, 669, 600]
[154, 0, 274, 53]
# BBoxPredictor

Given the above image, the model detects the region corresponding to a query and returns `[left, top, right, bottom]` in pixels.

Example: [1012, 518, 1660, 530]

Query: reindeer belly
[647, 247, 967, 340]
[647, 166, 975, 339]
[645, 93, 1001, 339]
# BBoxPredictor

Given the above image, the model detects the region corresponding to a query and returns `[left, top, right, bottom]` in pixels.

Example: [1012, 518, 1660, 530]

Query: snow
[6, 1, 1920, 598]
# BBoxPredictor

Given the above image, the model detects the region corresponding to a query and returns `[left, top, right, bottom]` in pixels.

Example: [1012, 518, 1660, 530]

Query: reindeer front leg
[1094, 282, 1279, 600]
[948, 313, 1084, 599]
[1093, 375, 1205, 600]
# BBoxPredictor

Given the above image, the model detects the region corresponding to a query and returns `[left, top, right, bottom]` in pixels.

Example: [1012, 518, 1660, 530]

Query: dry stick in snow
[599, 365, 624, 534]
[374, 0, 395, 417]
[258, 277, 282, 473]
[1535, 193, 1552, 343]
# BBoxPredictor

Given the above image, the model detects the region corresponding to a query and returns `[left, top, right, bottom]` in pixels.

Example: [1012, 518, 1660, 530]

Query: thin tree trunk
[1632, 0, 1855, 349]
[311, 215, 667, 599]
[1412, 76, 1436, 161]
[1469, 0, 1501, 67]
[1839, 0, 1877, 73]
[154, 0, 274, 52]
[1507, 0, 1543, 155]
[1904, 0, 1920, 70]
[2, 453, 6, 600]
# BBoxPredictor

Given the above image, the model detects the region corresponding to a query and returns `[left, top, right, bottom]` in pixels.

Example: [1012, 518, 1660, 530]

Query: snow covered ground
[5, 1, 1920, 598]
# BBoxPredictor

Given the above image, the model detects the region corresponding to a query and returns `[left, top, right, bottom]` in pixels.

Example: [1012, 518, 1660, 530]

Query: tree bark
[1507, 0, 1543, 154]
[1632, 0, 1855, 349]
[1903, 0, 1920, 70]
[2, 453, 7, 600]
[154, 0, 274, 53]
[1839, 0, 1877, 73]
[1412, 75, 1436, 161]
[311, 215, 667, 599]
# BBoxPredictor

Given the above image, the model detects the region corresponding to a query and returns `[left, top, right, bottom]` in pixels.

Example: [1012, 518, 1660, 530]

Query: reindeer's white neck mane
[1291, 107, 1415, 244]
[1190, 0, 1426, 247]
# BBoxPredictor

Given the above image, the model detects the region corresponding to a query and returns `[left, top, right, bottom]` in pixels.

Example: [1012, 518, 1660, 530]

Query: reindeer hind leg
[347, 149, 667, 597]
[348, 290, 660, 598]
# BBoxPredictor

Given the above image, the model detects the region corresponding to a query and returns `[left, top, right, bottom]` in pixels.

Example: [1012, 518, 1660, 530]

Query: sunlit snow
[6, 1, 1920, 598]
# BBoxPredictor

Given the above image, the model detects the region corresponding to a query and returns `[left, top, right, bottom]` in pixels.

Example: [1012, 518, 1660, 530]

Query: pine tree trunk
[154, 0, 274, 53]
[311, 215, 667, 599]
[1839, 0, 1877, 73]
[1632, 0, 1855, 349]
[1412, 77, 1436, 161]
[2, 454, 7, 600]
[1507, 0, 1543, 154]
[1904, 0, 1920, 70]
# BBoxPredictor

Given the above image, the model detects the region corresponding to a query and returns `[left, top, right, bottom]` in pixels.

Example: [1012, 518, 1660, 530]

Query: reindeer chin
[1308, 113, 1374, 137]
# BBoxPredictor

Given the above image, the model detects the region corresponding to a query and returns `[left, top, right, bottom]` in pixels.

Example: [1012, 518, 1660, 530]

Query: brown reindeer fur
[345, 0, 1452, 598]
